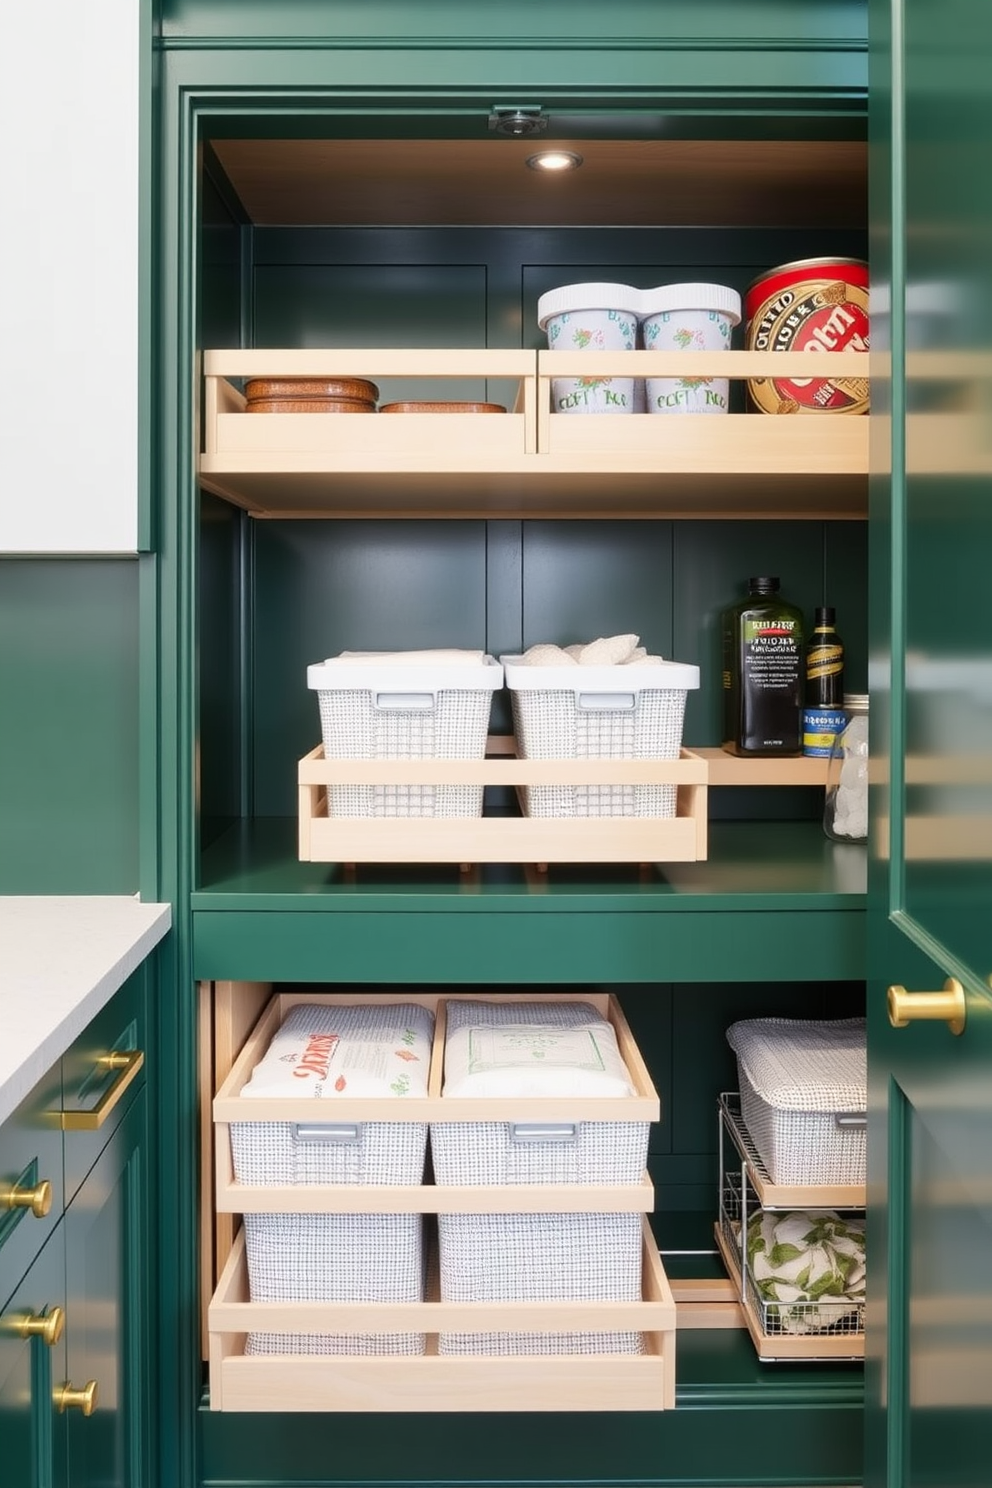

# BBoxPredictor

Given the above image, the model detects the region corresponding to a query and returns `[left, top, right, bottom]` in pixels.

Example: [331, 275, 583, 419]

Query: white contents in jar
[827, 714, 869, 839]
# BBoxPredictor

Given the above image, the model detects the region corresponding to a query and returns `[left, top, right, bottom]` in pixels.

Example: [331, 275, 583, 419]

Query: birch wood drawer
[208, 1216, 676, 1412]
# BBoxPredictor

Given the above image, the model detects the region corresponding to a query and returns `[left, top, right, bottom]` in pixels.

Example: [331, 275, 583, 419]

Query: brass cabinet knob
[55, 1379, 98, 1415]
[13, 1305, 65, 1347]
[887, 977, 966, 1036]
[0, 1178, 53, 1218]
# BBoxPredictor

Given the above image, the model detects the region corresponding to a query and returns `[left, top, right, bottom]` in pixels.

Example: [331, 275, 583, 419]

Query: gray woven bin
[500, 655, 699, 819]
[243, 1212, 425, 1357]
[235, 1002, 434, 1356]
[727, 1017, 867, 1186]
[430, 1000, 650, 1186]
[308, 655, 503, 819]
[437, 1210, 644, 1356]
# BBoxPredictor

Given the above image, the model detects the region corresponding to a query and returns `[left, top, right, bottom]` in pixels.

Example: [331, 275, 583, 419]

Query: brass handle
[13, 1305, 65, 1347]
[0, 1178, 53, 1218]
[55, 1379, 98, 1415]
[62, 1050, 144, 1132]
[887, 977, 966, 1036]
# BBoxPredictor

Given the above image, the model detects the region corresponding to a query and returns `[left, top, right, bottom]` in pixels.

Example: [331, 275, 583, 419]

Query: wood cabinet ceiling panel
[209, 138, 867, 229]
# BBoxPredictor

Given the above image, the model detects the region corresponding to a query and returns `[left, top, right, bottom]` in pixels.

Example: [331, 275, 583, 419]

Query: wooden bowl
[244, 376, 379, 404]
[245, 398, 377, 414]
[378, 401, 507, 414]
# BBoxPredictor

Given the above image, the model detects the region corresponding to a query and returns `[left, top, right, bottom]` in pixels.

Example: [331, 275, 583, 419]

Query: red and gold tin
[744, 258, 869, 415]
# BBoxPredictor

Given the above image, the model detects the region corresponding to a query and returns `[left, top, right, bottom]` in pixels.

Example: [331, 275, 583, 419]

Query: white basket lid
[640, 282, 742, 324]
[500, 654, 699, 695]
[308, 653, 503, 694]
[727, 1017, 866, 1113]
[537, 282, 641, 330]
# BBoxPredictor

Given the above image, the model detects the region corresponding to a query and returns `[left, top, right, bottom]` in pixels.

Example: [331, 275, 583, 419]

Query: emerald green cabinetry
[143, 1, 992, 1485]
[864, 1, 992, 1484]
[0, 973, 152, 1488]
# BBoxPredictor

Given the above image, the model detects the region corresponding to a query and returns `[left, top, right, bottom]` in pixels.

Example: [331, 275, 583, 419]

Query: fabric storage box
[726, 1017, 867, 1186]
[432, 998, 652, 1357]
[243, 1212, 425, 1356]
[430, 999, 651, 1185]
[437, 1209, 645, 1356]
[232, 1001, 434, 1356]
[306, 650, 502, 818]
[500, 654, 700, 817]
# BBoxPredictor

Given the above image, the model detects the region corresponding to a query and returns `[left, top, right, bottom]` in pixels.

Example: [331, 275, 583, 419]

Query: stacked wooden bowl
[244, 377, 379, 413]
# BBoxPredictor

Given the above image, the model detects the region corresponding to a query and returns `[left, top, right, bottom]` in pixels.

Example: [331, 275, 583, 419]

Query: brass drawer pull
[0, 1178, 53, 1218]
[62, 1050, 145, 1132]
[887, 978, 966, 1036]
[55, 1379, 98, 1415]
[11, 1305, 65, 1347]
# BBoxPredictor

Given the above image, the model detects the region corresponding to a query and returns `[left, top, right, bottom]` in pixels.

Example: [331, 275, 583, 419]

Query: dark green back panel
[0, 561, 139, 892]
[251, 520, 489, 814]
[198, 221, 870, 826]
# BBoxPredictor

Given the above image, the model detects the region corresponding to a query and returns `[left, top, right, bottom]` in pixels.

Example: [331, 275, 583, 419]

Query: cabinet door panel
[64, 1092, 149, 1488]
[868, 0, 992, 1483]
[0, 1227, 67, 1488]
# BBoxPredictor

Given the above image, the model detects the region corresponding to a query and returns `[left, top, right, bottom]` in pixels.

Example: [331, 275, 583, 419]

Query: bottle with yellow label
[803, 606, 846, 757]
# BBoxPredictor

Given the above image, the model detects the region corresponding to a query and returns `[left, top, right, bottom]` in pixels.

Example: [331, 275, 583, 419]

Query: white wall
[0, 1, 140, 553]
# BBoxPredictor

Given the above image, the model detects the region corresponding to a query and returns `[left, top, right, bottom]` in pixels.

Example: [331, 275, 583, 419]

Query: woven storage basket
[726, 1017, 867, 1186]
[500, 655, 699, 818]
[430, 1000, 650, 1185]
[437, 1210, 644, 1356]
[233, 1002, 433, 1356]
[307, 653, 503, 818]
[243, 1212, 425, 1356]
[433, 1001, 649, 1356]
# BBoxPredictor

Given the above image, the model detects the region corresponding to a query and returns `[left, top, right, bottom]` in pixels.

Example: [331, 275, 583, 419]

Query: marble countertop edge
[0, 896, 172, 1127]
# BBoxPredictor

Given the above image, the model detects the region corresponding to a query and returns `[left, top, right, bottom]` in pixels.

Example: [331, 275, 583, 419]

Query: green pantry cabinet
[139, 3, 992, 1487]
[0, 972, 153, 1488]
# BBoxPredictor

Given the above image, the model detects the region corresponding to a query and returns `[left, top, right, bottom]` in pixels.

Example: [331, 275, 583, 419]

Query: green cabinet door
[0, 1228, 68, 1488]
[867, 0, 992, 1483]
[63, 1091, 150, 1488]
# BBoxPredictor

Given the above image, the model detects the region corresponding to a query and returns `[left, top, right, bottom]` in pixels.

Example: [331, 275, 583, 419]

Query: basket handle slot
[509, 1122, 579, 1144]
[576, 693, 636, 711]
[291, 1122, 364, 1144]
[833, 1114, 867, 1129]
[374, 692, 435, 711]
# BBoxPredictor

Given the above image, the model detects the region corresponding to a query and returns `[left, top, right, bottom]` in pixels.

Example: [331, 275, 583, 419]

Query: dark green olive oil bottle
[722, 576, 805, 755]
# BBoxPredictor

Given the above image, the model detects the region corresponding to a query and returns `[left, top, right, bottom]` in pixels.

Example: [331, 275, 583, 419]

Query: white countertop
[0, 896, 171, 1126]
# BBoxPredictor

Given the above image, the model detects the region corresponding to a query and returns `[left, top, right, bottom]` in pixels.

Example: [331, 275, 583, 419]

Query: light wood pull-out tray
[298, 739, 708, 865]
[214, 990, 659, 1212]
[200, 348, 868, 520]
[208, 1216, 676, 1413]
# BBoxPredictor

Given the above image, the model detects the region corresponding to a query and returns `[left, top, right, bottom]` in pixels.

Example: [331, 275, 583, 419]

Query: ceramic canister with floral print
[537, 283, 640, 414]
[640, 283, 742, 414]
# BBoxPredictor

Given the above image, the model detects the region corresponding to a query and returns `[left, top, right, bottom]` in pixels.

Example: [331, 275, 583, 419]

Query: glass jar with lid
[823, 693, 869, 843]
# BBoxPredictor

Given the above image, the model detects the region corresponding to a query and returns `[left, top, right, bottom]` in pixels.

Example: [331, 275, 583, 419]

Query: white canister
[641, 283, 742, 415]
[537, 282, 640, 414]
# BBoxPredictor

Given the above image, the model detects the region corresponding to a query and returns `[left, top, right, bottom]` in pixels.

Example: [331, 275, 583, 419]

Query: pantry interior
[176, 71, 872, 1487]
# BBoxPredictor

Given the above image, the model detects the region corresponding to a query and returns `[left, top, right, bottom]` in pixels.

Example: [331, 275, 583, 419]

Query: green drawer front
[62, 973, 147, 1203]
[0, 1064, 63, 1305]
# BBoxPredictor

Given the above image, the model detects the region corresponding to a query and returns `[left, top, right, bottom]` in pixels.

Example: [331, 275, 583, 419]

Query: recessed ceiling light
[525, 150, 584, 173]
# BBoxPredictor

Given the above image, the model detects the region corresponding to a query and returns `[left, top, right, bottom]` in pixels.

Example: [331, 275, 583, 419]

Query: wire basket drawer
[727, 1017, 867, 1186]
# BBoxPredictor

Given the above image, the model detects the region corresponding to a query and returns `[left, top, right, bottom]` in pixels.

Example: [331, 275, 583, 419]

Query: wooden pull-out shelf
[207, 1218, 676, 1413]
[200, 348, 869, 519]
[214, 989, 660, 1128]
[297, 740, 709, 866]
